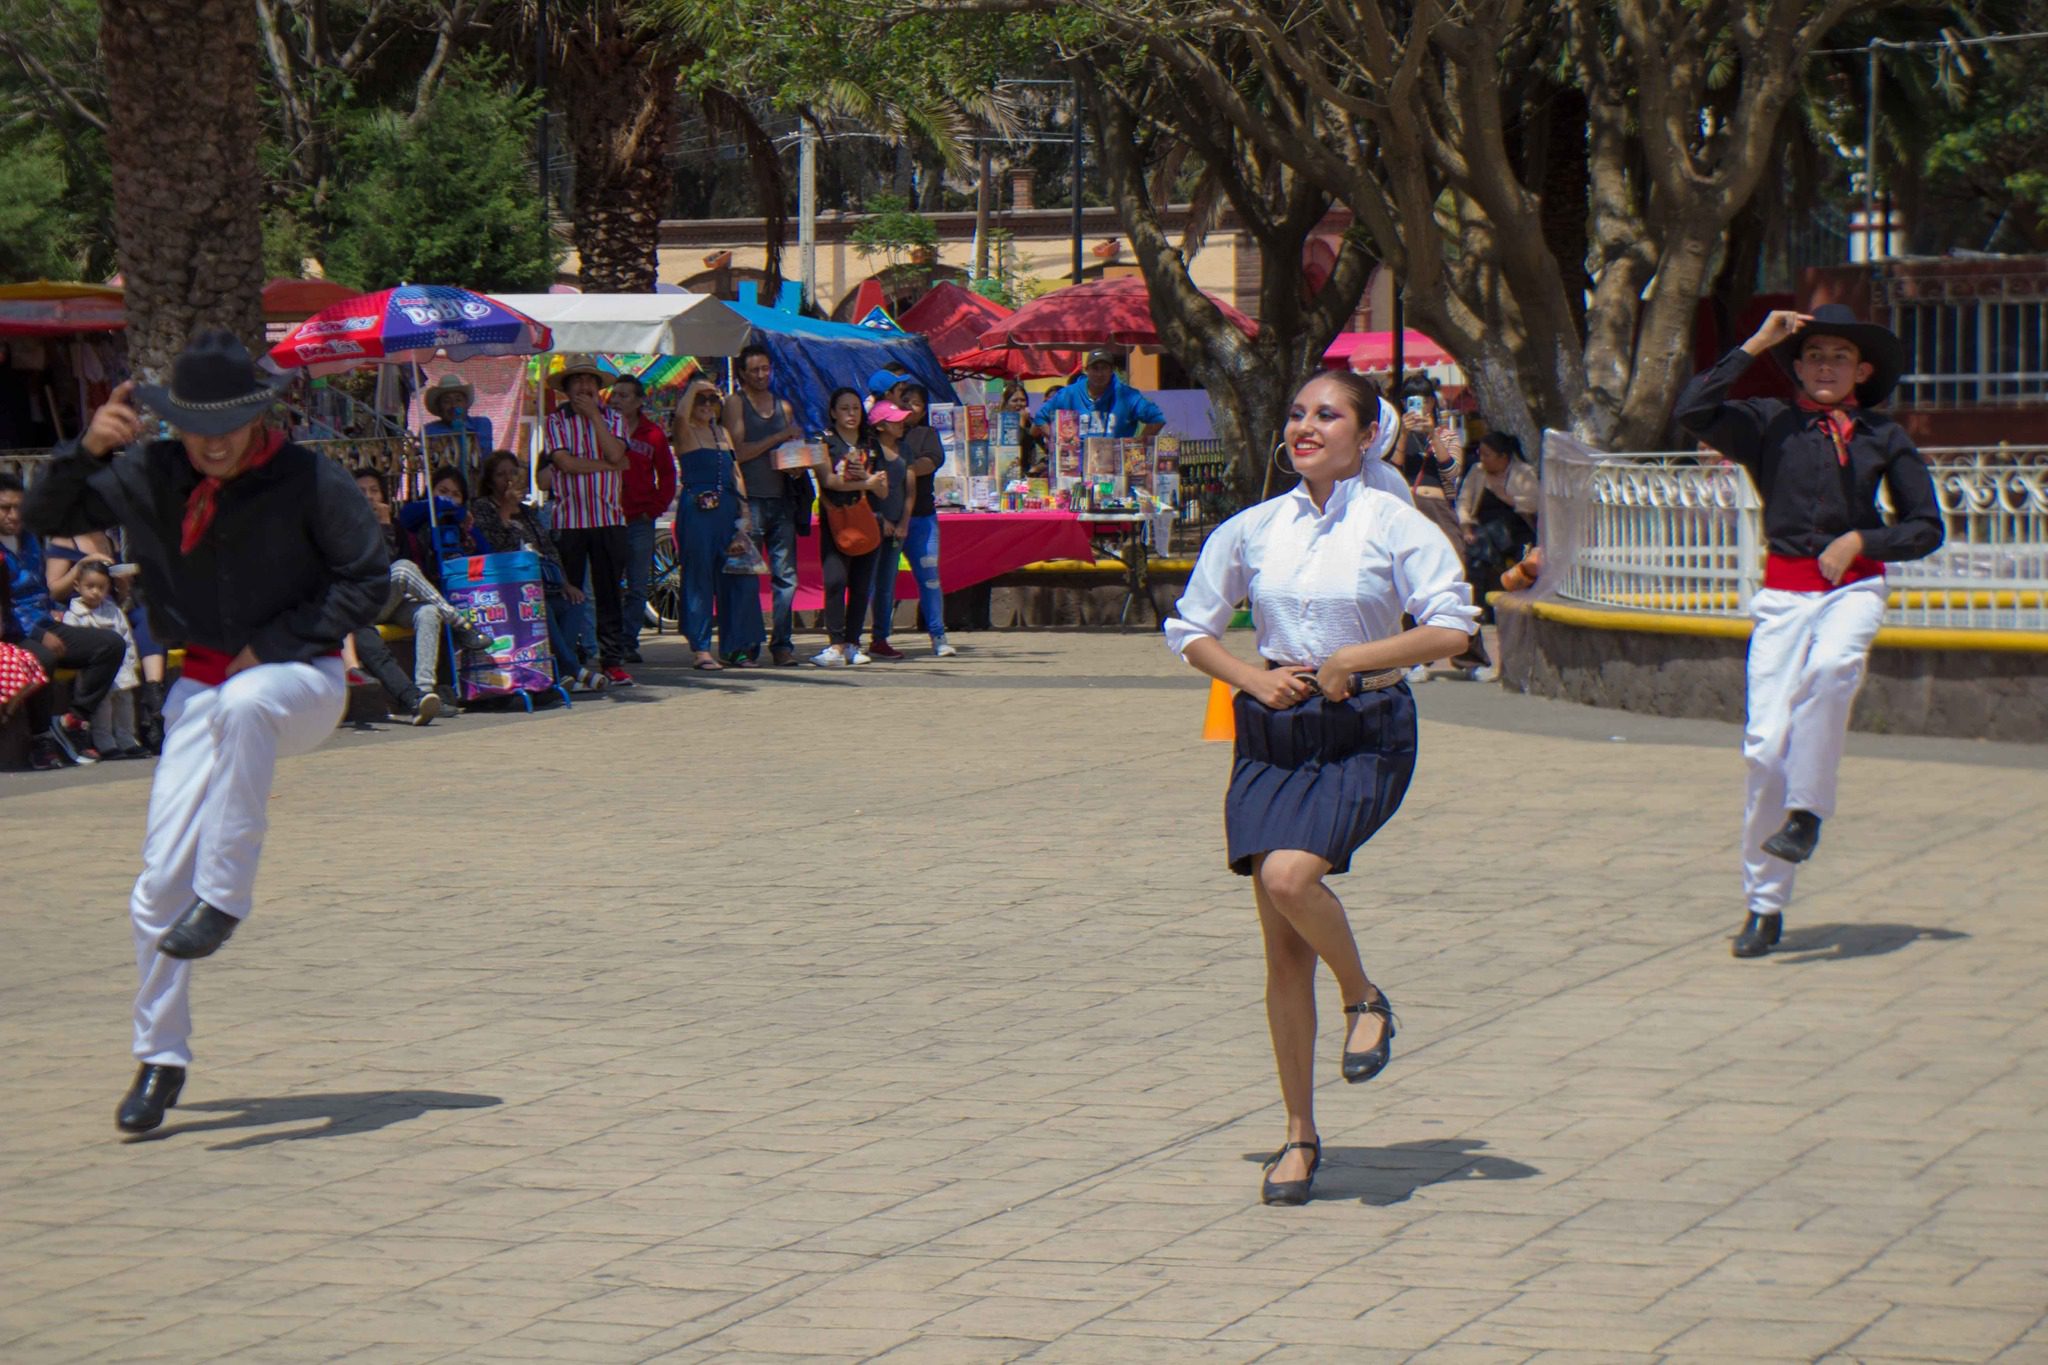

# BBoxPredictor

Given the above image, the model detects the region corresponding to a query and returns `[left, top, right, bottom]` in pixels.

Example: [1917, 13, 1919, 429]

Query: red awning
[0, 281, 126, 336]
[1322, 329, 1455, 371]
[975, 275, 1256, 349]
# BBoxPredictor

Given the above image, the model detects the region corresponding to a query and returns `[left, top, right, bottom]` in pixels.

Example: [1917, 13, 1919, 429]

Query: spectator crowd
[1, 343, 973, 769]
[3, 345, 1537, 772]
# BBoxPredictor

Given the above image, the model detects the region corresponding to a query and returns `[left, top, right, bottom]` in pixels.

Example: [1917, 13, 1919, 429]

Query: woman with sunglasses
[670, 379, 763, 669]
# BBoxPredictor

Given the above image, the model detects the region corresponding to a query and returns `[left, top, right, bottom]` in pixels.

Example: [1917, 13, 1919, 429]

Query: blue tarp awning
[730, 301, 959, 435]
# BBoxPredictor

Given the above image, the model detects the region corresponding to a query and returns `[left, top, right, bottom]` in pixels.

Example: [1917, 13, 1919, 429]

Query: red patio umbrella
[900, 281, 1010, 358]
[1322, 329, 1456, 371]
[973, 275, 1257, 350]
[942, 343, 1087, 381]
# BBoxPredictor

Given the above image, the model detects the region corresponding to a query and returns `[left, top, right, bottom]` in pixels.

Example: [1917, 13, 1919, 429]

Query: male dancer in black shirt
[1677, 306, 1943, 957]
[28, 330, 386, 1131]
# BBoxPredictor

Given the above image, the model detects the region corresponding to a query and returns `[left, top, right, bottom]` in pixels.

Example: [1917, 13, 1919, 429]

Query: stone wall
[1494, 592, 2048, 743]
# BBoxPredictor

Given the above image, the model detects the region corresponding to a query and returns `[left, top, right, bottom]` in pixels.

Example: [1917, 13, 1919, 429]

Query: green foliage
[262, 206, 321, 280]
[0, 131, 85, 280]
[321, 56, 561, 292]
[1925, 67, 2048, 247]
[969, 228, 1023, 307]
[849, 192, 939, 267]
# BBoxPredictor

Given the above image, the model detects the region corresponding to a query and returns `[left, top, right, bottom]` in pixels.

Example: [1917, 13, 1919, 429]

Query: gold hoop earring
[1271, 441, 1296, 477]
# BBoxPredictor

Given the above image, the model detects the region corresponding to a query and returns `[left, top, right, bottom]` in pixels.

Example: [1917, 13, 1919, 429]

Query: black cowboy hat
[135, 328, 289, 435]
[1771, 304, 1904, 407]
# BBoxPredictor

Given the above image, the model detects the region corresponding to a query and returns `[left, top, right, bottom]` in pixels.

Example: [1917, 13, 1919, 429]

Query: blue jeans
[868, 536, 901, 643]
[547, 592, 594, 676]
[679, 489, 762, 658]
[903, 514, 947, 643]
[746, 495, 799, 651]
[621, 517, 658, 652]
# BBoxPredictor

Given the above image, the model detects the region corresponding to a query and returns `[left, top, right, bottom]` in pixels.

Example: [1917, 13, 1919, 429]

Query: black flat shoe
[1733, 912, 1783, 959]
[1342, 991, 1397, 1083]
[1261, 1139, 1321, 1206]
[1762, 810, 1822, 863]
[116, 1063, 185, 1133]
[158, 900, 240, 960]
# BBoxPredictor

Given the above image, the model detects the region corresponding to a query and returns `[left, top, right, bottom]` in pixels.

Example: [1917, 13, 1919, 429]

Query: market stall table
[1075, 512, 1155, 629]
[763, 509, 1098, 615]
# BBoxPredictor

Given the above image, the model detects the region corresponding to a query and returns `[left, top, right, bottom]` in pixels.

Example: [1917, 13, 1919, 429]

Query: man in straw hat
[1676, 305, 1944, 958]
[421, 372, 493, 458]
[25, 328, 388, 1132]
[543, 355, 635, 687]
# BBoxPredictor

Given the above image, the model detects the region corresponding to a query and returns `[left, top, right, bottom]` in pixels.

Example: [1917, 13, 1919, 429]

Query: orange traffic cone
[1202, 678, 1237, 742]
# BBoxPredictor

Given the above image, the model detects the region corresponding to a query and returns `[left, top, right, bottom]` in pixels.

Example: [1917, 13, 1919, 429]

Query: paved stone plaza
[3, 632, 2045, 1363]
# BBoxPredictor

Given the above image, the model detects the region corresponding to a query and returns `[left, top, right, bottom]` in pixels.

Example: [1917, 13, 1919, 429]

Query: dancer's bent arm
[244, 458, 390, 666]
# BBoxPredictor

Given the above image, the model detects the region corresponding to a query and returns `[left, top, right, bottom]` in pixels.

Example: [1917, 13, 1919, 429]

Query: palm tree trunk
[561, 40, 680, 293]
[99, 0, 266, 379]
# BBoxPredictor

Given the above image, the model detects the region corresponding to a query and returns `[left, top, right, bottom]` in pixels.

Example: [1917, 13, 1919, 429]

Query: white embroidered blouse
[1166, 475, 1480, 668]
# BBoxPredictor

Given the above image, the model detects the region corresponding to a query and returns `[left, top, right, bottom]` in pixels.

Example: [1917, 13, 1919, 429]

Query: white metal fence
[1540, 437, 2048, 632]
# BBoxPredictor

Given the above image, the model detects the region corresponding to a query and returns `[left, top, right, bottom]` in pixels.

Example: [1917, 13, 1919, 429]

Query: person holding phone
[1167, 370, 1479, 1206]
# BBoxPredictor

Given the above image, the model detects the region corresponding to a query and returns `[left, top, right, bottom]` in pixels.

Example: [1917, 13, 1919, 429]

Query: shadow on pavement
[133, 1090, 501, 1150]
[1773, 922, 1968, 963]
[1243, 1138, 1539, 1206]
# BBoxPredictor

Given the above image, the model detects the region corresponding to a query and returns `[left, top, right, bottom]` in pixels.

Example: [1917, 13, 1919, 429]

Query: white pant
[130, 658, 346, 1065]
[1741, 578, 1887, 916]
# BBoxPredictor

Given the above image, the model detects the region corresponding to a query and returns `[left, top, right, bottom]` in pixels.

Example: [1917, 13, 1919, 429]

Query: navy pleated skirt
[1225, 684, 1418, 876]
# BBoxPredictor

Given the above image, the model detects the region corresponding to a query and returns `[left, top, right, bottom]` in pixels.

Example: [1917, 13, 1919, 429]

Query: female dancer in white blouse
[1168, 371, 1480, 1205]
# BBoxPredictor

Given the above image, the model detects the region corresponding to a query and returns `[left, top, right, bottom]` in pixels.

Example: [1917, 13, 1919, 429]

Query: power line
[1812, 29, 2048, 56]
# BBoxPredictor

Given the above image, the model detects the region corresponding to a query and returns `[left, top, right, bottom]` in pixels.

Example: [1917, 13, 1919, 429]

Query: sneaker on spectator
[931, 639, 959, 659]
[48, 713, 99, 765]
[455, 620, 497, 653]
[28, 735, 67, 770]
[604, 666, 635, 688]
[848, 647, 871, 665]
[410, 693, 442, 727]
[867, 640, 904, 660]
[624, 647, 644, 664]
[810, 646, 849, 668]
[346, 667, 374, 687]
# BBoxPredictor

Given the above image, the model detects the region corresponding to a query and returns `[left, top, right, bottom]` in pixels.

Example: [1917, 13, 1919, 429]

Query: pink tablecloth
[764, 510, 1099, 612]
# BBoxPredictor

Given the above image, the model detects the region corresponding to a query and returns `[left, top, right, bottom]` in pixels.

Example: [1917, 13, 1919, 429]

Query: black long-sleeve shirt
[23, 437, 387, 665]
[1674, 348, 1944, 562]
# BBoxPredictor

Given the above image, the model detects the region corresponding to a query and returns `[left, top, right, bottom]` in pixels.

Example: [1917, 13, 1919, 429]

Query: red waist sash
[1762, 552, 1885, 594]
[179, 644, 339, 688]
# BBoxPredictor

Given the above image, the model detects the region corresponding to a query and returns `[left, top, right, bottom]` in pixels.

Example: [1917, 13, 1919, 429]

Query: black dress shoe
[1733, 912, 1783, 958]
[1762, 810, 1822, 863]
[1261, 1139, 1321, 1206]
[158, 900, 240, 960]
[116, 1063, 186, 1133]
[1342, 990, 1397, 1083]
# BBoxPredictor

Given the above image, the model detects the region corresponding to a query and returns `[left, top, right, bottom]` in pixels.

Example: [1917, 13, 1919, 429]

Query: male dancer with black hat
[1677, 306, 1944, 957]
[26, 329, 387, 1132]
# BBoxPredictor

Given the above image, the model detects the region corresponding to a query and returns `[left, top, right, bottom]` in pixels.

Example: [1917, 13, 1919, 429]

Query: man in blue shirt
[1034, 349, 1167, 440]
[421, 374, 494, 460]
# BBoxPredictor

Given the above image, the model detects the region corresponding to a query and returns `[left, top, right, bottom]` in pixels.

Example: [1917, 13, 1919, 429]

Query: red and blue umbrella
[264, 284, 552, 373]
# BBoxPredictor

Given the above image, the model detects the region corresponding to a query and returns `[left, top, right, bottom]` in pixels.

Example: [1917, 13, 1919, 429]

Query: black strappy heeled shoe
[1261, 1139, 1321, 1206]
[1343, 990, 1397, 1083]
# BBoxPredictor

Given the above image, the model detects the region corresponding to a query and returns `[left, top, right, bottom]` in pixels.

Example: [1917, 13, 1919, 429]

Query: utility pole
[1070, 77, 1085, 285]
[1864, 38, 1880, 262]
[798, 118, 818, 310]
[974, 142, 993, 281]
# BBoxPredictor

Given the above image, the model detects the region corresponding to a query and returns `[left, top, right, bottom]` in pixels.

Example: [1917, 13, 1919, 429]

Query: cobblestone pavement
[3, 633, 2045, 1364]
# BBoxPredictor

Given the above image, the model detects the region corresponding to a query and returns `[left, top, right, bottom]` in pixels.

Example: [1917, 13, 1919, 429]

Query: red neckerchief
[1795, 394, 1858, 467]
[181, 426, 286, 554]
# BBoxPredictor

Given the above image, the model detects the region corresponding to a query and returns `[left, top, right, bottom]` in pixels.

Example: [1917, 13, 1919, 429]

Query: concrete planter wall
[1494, 592, 2048, 743]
